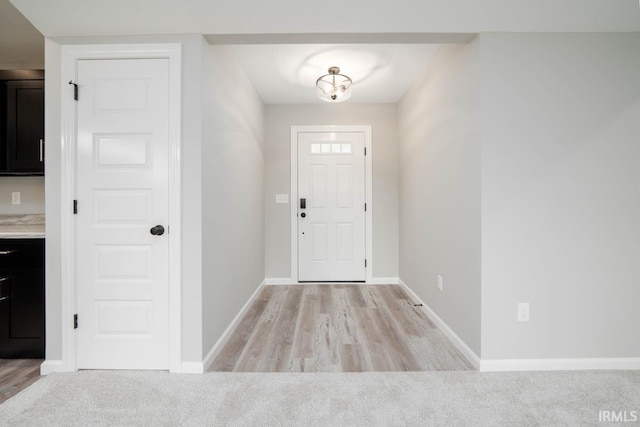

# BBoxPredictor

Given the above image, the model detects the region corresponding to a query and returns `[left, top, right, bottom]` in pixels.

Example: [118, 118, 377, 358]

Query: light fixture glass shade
[316, 66, 352, 102]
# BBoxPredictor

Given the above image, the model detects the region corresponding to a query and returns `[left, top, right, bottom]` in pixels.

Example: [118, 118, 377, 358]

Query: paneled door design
[298, 131, 366, 281]
[76, 58, 170, 369]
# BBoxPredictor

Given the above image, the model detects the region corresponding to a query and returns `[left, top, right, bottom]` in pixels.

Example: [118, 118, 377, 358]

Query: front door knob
[150, 225, 165, 236]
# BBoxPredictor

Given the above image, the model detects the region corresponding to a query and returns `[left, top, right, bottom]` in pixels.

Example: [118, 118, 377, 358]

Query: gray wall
[398, 33, 640, 361]
[201, 44, 265, 357]
[45, 34, 205, 365]
[480, 33, 640, 359]
[264, 104, 399, 280]
[397, 41, 482, 356]
[0, 177, 44, 214]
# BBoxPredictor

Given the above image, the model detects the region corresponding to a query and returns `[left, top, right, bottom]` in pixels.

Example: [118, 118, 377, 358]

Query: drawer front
[0, 239, 44, 267]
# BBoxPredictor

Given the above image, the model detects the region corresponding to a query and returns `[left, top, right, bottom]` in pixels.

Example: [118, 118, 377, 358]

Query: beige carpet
[1, 370, 639, 426]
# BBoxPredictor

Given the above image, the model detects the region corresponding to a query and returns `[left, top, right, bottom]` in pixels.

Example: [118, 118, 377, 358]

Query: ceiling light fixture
[316, 66, 352, 102]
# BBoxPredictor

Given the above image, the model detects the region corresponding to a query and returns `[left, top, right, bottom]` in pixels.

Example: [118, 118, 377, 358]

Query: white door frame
[290, 125, 372, 283]
[60, 44, 182, 372]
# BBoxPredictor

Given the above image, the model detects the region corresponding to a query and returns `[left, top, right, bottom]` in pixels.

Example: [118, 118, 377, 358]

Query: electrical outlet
[11, 192, 21, 205]
[517, 302, 530, 322]
[437, 275, 443, 292]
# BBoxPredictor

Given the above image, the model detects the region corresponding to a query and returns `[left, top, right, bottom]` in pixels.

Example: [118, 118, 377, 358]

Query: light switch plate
[275, 194, 289, 204]
[11, 192, 20, 205]
[517, 302, 530, 322]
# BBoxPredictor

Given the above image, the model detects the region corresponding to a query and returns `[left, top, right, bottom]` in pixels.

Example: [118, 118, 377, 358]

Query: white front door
[76, 58, 170, 369]
[297, 131, 366, 281]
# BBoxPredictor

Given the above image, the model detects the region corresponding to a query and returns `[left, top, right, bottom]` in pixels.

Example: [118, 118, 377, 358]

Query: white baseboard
[368, 277, 399, 285]
[398, 279, 481, 369]
[202, 279, 266, 372]
[40, 359, 66, 375]
[480, 358, 640, 372]
[264, 278, 294, 285]
[266, 277, 400, 285]
[179, 361, 204, 374]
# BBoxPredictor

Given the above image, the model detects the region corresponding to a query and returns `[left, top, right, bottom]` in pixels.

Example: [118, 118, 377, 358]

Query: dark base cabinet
[0, 239, 45, 358]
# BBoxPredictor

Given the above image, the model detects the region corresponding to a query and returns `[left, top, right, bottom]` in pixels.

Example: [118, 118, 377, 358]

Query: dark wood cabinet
[0, 239, 45, 358]
[0, 70, 45, 176]
[6, 81, 45, 173]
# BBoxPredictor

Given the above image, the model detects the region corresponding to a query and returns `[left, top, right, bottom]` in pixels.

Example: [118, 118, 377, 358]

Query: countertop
[0, 214, 45, 238]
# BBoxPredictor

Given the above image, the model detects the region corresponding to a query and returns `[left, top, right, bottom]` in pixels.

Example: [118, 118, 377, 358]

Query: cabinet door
[6, 80, 45, 173]
[0, 239, 45, 358]
[0, 268, 45, 358]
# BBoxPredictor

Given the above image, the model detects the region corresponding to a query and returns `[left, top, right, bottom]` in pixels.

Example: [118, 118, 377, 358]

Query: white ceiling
[231, 44, 442, 104]
[9, 0, 640, 37]
[5, 0, 640, 103]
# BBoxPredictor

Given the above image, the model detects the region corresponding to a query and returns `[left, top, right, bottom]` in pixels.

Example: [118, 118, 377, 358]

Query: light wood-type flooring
[209, 285, 473, 372]
[0, 359, 41, 404]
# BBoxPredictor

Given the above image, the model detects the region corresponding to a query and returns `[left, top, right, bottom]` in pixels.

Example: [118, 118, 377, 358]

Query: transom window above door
[310, 142, 352, 155]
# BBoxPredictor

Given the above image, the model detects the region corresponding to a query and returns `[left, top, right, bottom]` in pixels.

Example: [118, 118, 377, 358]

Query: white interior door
[298, 132, 366, 281]
[76, 58, 170, 370]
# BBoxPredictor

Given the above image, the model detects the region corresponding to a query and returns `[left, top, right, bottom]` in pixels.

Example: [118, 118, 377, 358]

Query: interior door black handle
[150, 225, 165, 236]
[300, 198, 306, 209]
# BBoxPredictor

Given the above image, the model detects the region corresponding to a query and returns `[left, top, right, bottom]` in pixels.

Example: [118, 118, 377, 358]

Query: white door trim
[60, 44, 182, 372]
[290, 125, 372, 283]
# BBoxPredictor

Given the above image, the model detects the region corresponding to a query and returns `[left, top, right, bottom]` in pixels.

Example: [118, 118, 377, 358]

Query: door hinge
[73, 200, 78, 214]
[364, 203, 367, 212]
[73, 314, 78, 329]
[365, 259, 367, 268]
[364, 147, 367, 156]
[68, 81, 78, 101]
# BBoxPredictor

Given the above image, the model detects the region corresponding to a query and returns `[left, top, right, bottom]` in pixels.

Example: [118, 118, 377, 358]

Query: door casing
[290, 125, 372, 283]
[60, 44, 182, 372]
